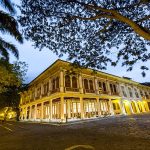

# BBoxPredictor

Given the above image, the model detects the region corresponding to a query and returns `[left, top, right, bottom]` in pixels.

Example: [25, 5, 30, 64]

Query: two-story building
[19, 60, 150, 122]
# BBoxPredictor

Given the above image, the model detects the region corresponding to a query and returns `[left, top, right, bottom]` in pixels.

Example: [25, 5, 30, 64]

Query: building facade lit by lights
[19, 60, 150, 122]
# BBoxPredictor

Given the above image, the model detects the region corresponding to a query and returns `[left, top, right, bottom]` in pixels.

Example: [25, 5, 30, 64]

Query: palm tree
[0, 0, 23, 61]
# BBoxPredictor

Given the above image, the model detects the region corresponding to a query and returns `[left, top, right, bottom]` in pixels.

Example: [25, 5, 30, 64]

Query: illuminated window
[145, 91, 149, 99]
[65, 75, 71, 87]
[47, 82, 49, 92]
[72, 76, 77, 88]
[110, 84, 113, 93]
[52, 77, 59, 90]
[56, 77, 59, 88]
[110, 83, 117, 94]
[121, 86, 127, 97]
[103, 82, 106, 92]
[89, 80, 93, 90]
[134, 89, 139, 98]
[98, 81, 107, 93]
[37, 87, 41, 97]
[140, 90, 143, 97]
[128, 87, 133, 97]
[52, 79, 55, 90]
[113, 103, 120, 110]
[84, 79, 88, 89]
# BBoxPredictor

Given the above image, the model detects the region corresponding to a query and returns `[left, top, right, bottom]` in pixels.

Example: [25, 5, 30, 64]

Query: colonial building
[19, 60, 150, 122]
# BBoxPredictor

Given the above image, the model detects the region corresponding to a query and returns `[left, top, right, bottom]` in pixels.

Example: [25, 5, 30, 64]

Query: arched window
[110, 84, 113, 92]
[56, 77, 59, 88]
[52, 79, 55, 90]
[84, 79, 88, 89]
[98, 82, 102, 88]
[113, 84, 117, 93]
[72, 76, 77, 88]
[65, 75, 71, 87]
[128, 87, 133, 97]
[47, 82, 49, 92]
[103, 82, 106, 92]
[89, 80, 93, 90]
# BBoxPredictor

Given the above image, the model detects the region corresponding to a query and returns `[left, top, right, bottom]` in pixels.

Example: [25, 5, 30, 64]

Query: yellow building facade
[20, 60, 150, 122]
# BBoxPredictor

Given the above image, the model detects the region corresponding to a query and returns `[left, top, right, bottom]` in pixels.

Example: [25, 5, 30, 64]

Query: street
[0, 113, 150, 150]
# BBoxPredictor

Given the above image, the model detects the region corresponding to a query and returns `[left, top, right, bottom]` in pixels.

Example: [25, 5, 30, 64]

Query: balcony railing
[84, 89, 95, 93]
[142, 95, 150, 99]
[111, 92, 119, 96]
[51, 88, 60, 94]
[35, 96, 40, 100]
[30, 98, 34, 102]
[99, 90, 108, 94]
[42, 93, 48, 97]
[65, 87, 79, 92]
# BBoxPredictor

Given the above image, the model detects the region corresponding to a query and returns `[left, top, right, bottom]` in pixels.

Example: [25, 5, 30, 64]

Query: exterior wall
[19, 60, 150, 123]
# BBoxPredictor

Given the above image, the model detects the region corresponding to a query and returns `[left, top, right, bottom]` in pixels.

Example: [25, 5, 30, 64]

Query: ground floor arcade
[20, 96, 150, 122]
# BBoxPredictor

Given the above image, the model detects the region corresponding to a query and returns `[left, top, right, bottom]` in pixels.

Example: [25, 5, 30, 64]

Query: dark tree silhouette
[0, 0, 23, 61]
[19, 0, 150, 74]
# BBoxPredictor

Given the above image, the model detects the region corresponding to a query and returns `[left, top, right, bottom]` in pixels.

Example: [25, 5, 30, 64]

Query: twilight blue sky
[9, 38, 150, 84]
[4, 1, 150, 83]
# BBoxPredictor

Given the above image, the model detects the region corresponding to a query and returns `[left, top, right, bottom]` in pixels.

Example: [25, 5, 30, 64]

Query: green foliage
[0, 0, 23, 61]
[0, 59, 28, 93]
[19, 0, 150, 74]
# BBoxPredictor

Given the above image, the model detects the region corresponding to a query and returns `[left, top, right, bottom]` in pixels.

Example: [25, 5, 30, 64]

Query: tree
[19, 0, 150, 73]
[0, 58, 28, 93]
[0, 59, 28, 109]
[0, 0, 23, 61]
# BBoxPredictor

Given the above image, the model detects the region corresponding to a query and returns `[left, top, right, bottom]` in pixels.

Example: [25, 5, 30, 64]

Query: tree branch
[137, 15, 150, 23]
[71, 14, 114, 20]
[66, 0, 150, 41]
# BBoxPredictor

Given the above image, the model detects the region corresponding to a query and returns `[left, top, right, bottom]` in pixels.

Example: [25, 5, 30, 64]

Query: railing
[111, 92, 119, 96]
[42, 93, 48, 97]
[65, 87, 79, 92]
[30, 98, 34, 102]
[142, 95, 150, 99]
[84, 89, 95, 93]
[100, 91, 108, 94]
[35, 96, 40, 100]
[51, 88, 60, 94]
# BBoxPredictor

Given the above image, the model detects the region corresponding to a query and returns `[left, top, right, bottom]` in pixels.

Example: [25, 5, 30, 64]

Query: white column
[129, 101, 134, 114]
[96, 98, 101, 116]
[134, 101, 140, 113]
[61, 96, 64, 122]
[95, 78, 99, 94]
[67, 100, 71, 118]
[49, 79, 52, 95]
[106, 80, 111, 95]
[29, 106, 32, 120]
[49, 100, 52, 120]
[109, 99, 115, 115]
[41, 102, 44, 120]
[141, 101, 146, 112]
[60, 69, 64, 92]
[25, 107, 27, 120]
[34, 104, 37, 120]
[119, 99, 126, 115]
[80, 97, 84, 119]
[40, 83, 43, 98]
[79, 74, 83, 93]
[117, 83, 123, 97]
